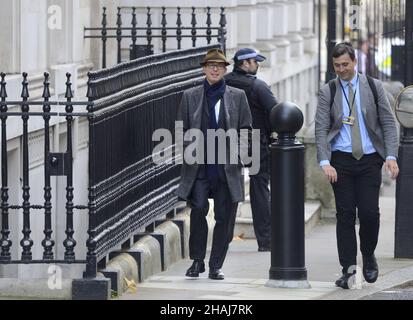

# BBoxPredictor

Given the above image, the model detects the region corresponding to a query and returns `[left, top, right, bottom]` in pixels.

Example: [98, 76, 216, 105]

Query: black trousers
[331, 151, 384, 272]
[249, 139, 271, 248]
[188, 179, 238, 269]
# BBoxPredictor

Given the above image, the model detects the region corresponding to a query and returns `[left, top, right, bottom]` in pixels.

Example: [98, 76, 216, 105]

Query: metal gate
[0, 72, 90, 266]
[324, 0, 412, 86]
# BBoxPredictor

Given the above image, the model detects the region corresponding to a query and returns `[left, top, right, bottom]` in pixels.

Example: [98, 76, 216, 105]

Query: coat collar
[191, 83, 233, 130]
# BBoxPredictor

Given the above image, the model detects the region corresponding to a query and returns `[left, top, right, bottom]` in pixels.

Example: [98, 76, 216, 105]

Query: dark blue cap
[233, 48, 266, 62]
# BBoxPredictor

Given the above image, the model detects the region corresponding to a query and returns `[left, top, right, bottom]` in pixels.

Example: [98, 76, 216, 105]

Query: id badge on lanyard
[342, 115, 355, 125]
[340, 77, 358, 126]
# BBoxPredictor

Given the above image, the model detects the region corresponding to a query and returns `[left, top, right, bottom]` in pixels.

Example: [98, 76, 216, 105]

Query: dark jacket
[175, 84, 252, 203]
[225, 67, 278, 138]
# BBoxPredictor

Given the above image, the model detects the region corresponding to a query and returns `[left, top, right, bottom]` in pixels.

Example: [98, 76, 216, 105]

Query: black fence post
[131, 7, 137, 60]
[176, 7, 182, 50]
[63, 73, 76, 261]
[101, 7, 107, 69]
[0, 73, 11, 262]
[266, 102, 310, 289]
[20, 72, 33, 261]
[42, 72, 54, 260]
[341, 0, 345, 40]
[406, 0, 413, 86]
[85, 74, 97, 278]
[191, 7, 197, 48]
[206, 7, 212, 45]
[395, 125, 413, 258]
[146, 7, 152, 53]
[116, 7, 122, 64]
[161, 7, 167, 52]
[219, 7, 227, 54]
[325, 0, 337, 82]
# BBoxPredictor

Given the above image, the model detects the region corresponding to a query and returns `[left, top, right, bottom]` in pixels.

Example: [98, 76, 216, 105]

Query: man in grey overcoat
[315, 42, 399, 289]
[175, 48, 252, 280]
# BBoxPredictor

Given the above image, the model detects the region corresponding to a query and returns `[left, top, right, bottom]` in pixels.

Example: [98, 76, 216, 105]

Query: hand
[322, 165, 338, 183]
[385, 159, 399, 179]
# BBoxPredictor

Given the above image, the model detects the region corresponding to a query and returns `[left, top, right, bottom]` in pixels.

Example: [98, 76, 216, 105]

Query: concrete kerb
[103, 235, 162, 296]
[172, 214, 190, 259]
[98, 203, 222, 298]
[103, 253, 139, 294]
[152, 221, 182, 269]
[99, 211, 192, 297]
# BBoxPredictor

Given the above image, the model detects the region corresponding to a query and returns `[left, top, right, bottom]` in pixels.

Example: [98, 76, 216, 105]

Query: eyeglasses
[205, 64, 226, 70]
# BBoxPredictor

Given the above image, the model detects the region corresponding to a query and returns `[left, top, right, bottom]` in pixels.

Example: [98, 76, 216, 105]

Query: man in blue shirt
[315, 42, 399, 289]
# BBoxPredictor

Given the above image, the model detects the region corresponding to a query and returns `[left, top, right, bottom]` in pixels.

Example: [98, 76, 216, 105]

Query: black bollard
[394, 86, 413, 258]
[265, 102, 310, 289]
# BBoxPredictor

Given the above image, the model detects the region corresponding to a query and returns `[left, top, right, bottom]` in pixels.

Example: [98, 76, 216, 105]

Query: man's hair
[234, 59, 243, 68]
[332, 42, 356, 60]
[234, 58, 252, 68]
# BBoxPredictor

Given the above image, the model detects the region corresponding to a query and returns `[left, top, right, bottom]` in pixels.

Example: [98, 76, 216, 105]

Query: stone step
[233, 200, 322, 240]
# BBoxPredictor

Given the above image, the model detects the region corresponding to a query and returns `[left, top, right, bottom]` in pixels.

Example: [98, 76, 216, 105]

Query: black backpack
[328, 75, 378, 110]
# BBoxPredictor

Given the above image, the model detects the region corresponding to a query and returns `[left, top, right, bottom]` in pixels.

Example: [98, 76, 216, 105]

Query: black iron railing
[0, 72, 91, 265]
[0, 44, 219, 280]
[84, 6, 227, 68]
[365, 0, 406, 82]
[325, 0, 408, 83]
[84, 44, 220, 277]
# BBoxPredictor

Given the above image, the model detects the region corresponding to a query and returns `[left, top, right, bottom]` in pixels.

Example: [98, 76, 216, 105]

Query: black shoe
[258, 246, 270, 252]
[335, 272, 355, 289]
[185, 260, 205, 277]
[208, 268, 225, 280]
[362, 254, 379, 283]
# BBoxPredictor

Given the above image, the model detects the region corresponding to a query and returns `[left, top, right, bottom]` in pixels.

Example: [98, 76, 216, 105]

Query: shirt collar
[339, 73, 358, 88]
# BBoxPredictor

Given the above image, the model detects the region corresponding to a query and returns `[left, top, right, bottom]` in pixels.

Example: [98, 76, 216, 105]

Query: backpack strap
[329, 75, 379, 111]
[328, 79, 336, 110]
[366, 75, 379, 110]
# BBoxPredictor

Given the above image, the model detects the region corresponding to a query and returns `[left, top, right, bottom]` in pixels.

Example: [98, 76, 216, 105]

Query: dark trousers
[249, 140, 271, 248]
[188, 179, 238, 269]
[331, 151, 383, 272]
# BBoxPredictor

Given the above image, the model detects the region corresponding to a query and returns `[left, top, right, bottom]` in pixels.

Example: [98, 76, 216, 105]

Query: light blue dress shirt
[320, 74, 396, 167]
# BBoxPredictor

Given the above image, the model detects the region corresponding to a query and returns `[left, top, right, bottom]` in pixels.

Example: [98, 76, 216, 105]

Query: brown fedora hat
[200, 48, 230, 66]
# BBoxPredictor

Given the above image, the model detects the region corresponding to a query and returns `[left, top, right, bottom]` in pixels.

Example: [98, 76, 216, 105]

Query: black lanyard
[339, 76, 359, 116]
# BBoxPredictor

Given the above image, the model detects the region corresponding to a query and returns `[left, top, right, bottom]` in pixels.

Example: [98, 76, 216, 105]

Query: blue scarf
[204, 79, 226, 127]
[204, 79, 226, 186]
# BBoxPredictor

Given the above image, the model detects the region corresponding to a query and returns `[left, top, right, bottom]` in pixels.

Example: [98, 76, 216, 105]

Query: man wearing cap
[224, 48, 278, 252]
[176, 48, 252, 280]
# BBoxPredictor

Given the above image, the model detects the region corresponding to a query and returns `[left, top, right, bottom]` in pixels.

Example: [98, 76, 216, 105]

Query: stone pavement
[118, 182, 413, 301]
